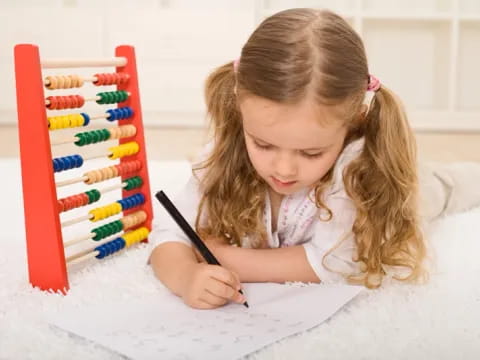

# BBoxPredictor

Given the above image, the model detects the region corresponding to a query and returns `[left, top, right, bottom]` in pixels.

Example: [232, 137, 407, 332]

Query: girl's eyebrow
[245, 130, 331, 151]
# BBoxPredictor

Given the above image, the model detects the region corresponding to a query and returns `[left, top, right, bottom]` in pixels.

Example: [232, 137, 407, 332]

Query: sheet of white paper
[49, 283, 363, 360]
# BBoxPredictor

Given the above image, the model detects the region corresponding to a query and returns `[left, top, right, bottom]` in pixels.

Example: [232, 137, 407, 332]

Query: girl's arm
[210, 244, 320, 283]
[150, 242, 198, 296]
[150, 242, 246, 309]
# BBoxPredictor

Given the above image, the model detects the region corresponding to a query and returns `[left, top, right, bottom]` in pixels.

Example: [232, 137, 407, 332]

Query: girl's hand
[180, 262, 245, 309]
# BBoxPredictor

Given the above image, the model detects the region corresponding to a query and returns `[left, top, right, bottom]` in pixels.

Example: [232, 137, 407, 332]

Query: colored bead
[93, 73, 130, 86]
[122, 227, 149, 247]
[117, 193, 145, 210]
[106, 106, 134, 121]
[92, 220, 123, 241]
[124, 176, 143, 190]
[81, 113, 90, 126]
[108, 141, 139, 160]
[57, 192, 90, 213]
[94, 238, 125, 259]
[45, 75, 84, 90]
[46, 95, 85, 110]
[96, 91, 128, 105]
[115, 160, 142, 177]
[48, 113, 85, 130]
[85, 189, 101, 204]
[89, 202, 122, 222]
[52, 154, 83, 173]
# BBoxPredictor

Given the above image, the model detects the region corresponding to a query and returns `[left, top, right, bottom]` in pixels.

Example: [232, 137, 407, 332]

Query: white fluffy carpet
[1, 158, 479, 359]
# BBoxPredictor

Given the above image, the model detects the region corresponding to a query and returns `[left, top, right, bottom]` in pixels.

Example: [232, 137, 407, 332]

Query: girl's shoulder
[338, 137, 365, 167]
[327, 137, 365, 196]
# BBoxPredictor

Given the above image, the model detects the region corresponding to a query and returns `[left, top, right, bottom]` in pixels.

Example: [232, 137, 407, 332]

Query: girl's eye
[253, 141, 272, 150]
[300, 151, 323, 159]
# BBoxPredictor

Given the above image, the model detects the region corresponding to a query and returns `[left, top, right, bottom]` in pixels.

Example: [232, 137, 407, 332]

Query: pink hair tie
[367, 74, 381, 92]
[233, 58, 240, 73]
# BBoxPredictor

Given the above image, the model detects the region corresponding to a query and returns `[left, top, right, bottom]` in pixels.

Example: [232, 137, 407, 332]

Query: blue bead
[94, 245, 105, 259]
[81, 113, 90, 126]
[114, 239, 122, 251]
[106, 109, 116, 121]
[54, 158, 63, 171]
[74, 155, 84, 167]
[133, 193, 144, 206]
[64, 157, 72, 170]
[53, 159, 60, 172]
[59, 158, 66, 171]
[68, 157, 75, 169]
[104, 243, 113, 256]
[125, 199, 134, 209]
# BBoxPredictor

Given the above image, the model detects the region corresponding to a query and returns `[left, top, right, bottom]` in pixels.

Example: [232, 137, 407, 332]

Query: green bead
[90, 131, 97, 144]
[85, 189, 101, 204]
[96, 92, 105, 104]
[92, 130, 101, 143]
[96, 91, 129, 105]
[124, 176, 143, 190]
[91, 220, 122, 241]
[92, 227, 103, 241]
[101, 128, 110, 140]
[82, 132, 90, 145]
[74, 133, 84, 146]
[105, 224, 114, 235]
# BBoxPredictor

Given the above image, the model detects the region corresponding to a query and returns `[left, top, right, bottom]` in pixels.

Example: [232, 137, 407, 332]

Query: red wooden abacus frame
[14, 44, 153, 293]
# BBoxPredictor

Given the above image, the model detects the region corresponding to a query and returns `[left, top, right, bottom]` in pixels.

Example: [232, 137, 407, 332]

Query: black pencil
[155, 190, 249, 308]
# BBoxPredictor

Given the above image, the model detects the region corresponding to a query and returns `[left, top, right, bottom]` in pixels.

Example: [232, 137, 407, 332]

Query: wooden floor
[1, 125, 479, 163]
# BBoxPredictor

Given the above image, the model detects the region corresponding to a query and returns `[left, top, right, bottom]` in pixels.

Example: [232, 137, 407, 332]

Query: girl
[149, 8, 480, 309]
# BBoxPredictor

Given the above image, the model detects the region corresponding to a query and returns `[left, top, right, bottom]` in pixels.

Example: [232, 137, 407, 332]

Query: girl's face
[240, 95, 348, 197]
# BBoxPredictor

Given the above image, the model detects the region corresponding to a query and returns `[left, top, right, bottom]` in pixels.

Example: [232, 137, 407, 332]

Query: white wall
[2, 0, 480, 130]
[2, 0, 257, 126]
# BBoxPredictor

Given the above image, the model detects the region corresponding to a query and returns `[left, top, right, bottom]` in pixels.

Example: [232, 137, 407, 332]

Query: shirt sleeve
[149, 143, 214, 248]
[302, 137, 365, 283]
[303, 193, 360, 283]
[149, 173, 203, 248]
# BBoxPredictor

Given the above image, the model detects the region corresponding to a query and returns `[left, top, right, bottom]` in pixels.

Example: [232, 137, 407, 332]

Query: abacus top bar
[41, 57, 127, 69]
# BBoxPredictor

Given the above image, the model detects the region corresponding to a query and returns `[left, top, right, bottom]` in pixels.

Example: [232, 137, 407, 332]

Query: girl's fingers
[205, 276, 245, 304]
[205, 277, 236, 300]
[193, 299, 218, 310]
[207, 266, 241, 291]
[199, 289, 229, 307]
[231, 271, 242, 290]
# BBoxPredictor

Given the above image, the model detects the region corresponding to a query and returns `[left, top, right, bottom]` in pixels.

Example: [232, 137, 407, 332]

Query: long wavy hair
[195, 8, 426, 288]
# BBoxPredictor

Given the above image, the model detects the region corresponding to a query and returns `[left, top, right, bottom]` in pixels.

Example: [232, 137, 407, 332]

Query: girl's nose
[273, 151, 297, 179]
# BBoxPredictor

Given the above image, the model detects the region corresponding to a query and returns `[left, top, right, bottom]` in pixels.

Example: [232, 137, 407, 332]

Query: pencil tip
[244, 301, 249, 308]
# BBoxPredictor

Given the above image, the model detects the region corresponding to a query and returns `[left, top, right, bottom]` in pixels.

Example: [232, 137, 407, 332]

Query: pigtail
[194, 62, 267, 247]
[203, 62, 241, 136]
[343, 85, 426, 287]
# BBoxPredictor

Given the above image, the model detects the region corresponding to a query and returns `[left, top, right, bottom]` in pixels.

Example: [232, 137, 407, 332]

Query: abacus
[14, 44, 152, 293]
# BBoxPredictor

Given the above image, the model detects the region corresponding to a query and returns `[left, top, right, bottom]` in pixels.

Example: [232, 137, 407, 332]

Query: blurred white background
[1, 0, 479, 160]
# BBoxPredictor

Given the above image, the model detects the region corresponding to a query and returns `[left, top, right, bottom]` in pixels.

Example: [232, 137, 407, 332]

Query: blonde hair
[195, 8, 426, 287]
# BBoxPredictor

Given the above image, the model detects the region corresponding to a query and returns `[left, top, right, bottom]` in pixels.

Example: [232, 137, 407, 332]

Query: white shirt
[150, 138, 365, 283]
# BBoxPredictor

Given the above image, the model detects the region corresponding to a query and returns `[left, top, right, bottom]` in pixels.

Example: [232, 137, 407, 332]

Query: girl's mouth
[272, 177, 297, 187]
